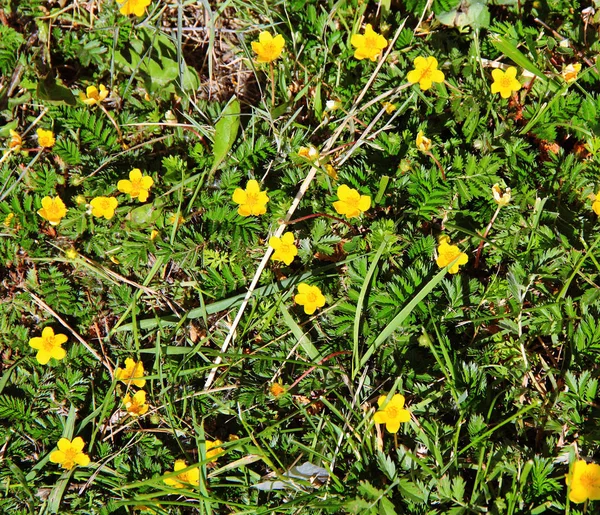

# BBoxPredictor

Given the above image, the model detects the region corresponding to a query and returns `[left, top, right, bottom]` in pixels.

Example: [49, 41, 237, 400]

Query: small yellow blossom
[29, 327, 67, 365]
[350, 24, 388, 62]
[117, 168, 154, 202]
[49, 437, 90, 470]
[491, 67, 521, 99]
[123, 390, 149, 417]
[65, 248, 78, 260]
[9, 130, 22, 151]
[298, 145, 320, 162]
[109, 255, 120, 265]
[562, 63, 581, 83]
[3, 213, 15, 227]
[80, 84, 109, 106]
[436, 237, 468, 274]
[269, 232, 298, 266]
[382, 102, 396, 114]
[492, 184, 511, 207]
[325, 164, 338, 180]
[168, 213, 186, 226]
[90, 196, 118, 220]
[407, 56, 445, 91]
[373, 394, 411, 433]
[232, 179, 269, 216]
[38, 196, 67, 226]
[332, 184, 371, 219]
[566, 460, 600, 504]
[416, 130, 432, 152]
[119, 0, 151, 16]
[115, 358, 146, 388]
[325, 100, 341, 112]
[75, 195, 86, 205]
[37, 128, 56, 148]
[294, 283, 326, 315]
[270, 382, 286, 397]
[164, 460, 199, 488]
[251, 31, 285, 63]
[150, 229, 159, 240]
[205, 440, 223, 462]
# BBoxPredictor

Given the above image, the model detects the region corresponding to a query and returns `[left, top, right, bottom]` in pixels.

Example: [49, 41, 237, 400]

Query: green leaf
[36, 76, 76, 106]
[211, 97, 240, 174]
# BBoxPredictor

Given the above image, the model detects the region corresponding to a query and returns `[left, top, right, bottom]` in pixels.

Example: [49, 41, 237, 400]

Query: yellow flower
[123, 390, 149, 417]
[164, 460, 199, 488]
[492, 184, 511, 207]
[29, 327, 67, 365]
[294, 283, 326, 315]
[491, 67, 521, 99]
[9, 130, 22, 151]
[416, 130, 432, 152]
[150, 229, 159, 240]
[115, 358, 146, 388]
[373, 394, 411, 433]
[90, 196, 118, 220]
[350, 24, 388, 61]
[49, 437, 90, 470]
[37, 128, 56, 148]
[3, 213, 15, 227]
[119, 0, 151, 16]
[325, 164, 338, 180]
[332, 184, 371, 219]
[117, 168, 154, 202]
[65, 248, 78, 260]
[37, 196, 67, 226]
[80, 84, 109, 106]
[325, 99, 341, 112]
[205, 440, 223, 462]
[436, 237, 468, 274]
[593, 196, 600, 216]
[562, 63, 581, 83]
[232, 179, 269, 216]
[298, 145, 320, 162]
[269, 232, 298, 266]
[269, 382, 286, 397]
[251, 31, 285, 63]
[566, 460, 600, 504]
[382, 101, 396, 114]
[407, 56, 445, 91]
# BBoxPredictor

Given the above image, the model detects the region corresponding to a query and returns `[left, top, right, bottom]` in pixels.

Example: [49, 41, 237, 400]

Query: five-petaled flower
[38, 196, 67, 226]
[492, 184, 511, 207]
[123, 390, 149, 417]
[118, 0, 151, 16]
[373, 393, 411, 433]
[115, 358, 146, 388]
[80, 84, 109, 106]
[416, 130, 432, 152]
[252, 31, 285, 63]
[298, 145, 320, 162]
[164, 460, 199, 488]
[562, 63, 581, 83]
[232, 179, 269, 216]
[294, 283, 326, 315]
[49, 437, 90, 470]
[332, 184, 371, 219]
[9, 130, 22, 151]
[407, 56, 445, 91]
[118, 168, 154, 202]
[269, 232, 298, 266]
[491, 67, 521, 98]
[566, 459, 600, 504]
[90, 196, 118, 220]
[205, 440, 223, 462]
[37, 128, 56, 148]
[436, 236, 468, 274]
[29, 327, 67, 365]
[350, 24, 388, 62]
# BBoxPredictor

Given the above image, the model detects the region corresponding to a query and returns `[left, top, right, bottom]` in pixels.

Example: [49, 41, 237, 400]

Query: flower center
[43, 336, 57, 352]
[63, 448, 77, 467]
[386, 406, 399, 419]
[364, 36, 379, 51]
[47, 203, 62, 217]
[280, 244, 292, 255]
[246, 193, 260, 205]
[419, 63, 434, 80]
[581, 471, 600, 489]
[306, 292, 318, 303]
[500, 76, 513, 88]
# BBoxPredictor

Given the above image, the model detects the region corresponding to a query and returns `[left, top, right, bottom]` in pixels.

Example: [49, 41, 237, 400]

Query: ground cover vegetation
[1, 0, 600, 513]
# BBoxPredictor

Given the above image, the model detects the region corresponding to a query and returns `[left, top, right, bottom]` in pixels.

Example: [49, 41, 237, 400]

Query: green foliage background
[1, 0, 600, 513]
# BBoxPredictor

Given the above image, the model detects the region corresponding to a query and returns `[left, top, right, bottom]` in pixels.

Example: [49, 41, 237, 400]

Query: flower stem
[474, 205, 501, 268]
[426, 151, 446, 181]
[100, 104, 127, 149]
[270, 62, 275, 107]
